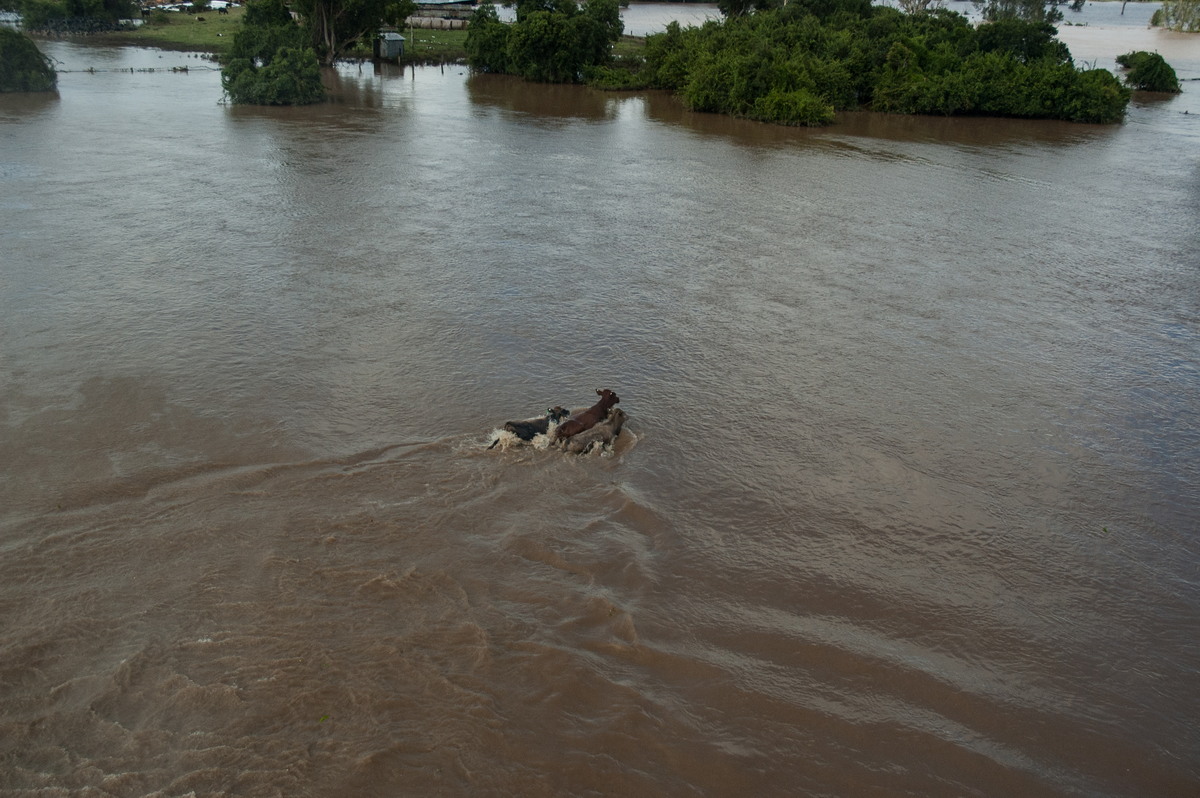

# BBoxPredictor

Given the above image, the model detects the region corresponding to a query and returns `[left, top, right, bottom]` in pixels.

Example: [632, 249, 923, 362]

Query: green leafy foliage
[465, 2, 509, 72]
[624, 5, 1129, 126]
[0, 26, 57, 92]
[223, 46, 326, 104]
[751, 87, 835, 125]
[974, 18, 1070, 64]
[1151, 0, 1200, 31]
[1116, 50, 1182, 93]
[220, 0, 325, 105]
[718, 0, 776, 18]
[465, 0, 622, 84]
[973, 0, 1063, 24]
[227, 0, 308, 63]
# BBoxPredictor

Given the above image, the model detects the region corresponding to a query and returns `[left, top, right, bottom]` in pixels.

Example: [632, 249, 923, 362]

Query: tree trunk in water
[320, 2, 337, 66]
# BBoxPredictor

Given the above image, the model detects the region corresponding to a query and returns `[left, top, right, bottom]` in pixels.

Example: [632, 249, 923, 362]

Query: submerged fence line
[55, 65, 220, 73]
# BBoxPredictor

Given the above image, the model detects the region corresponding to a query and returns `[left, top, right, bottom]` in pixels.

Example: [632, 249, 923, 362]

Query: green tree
[221, 0, 326, 104]
[466, 0, 623, 83]
[228, 0, 309, 62]
[974, 0, 1063, 24]
[463, 2, 506, 72]
[1116, 50, 1182, 92]
[0, 27, 57, 92]
[1151, 0, 1200, 31]
[717, 0, 777, 18]
[626, 5, 1128, 126]
[465, 2, 510, 72]
[223, 46, 326, 104]
[574, 0, 622, 65]
[506, 5, 581, 82]
[291, 0, 416, 66]
[975, 18, 1071, 64]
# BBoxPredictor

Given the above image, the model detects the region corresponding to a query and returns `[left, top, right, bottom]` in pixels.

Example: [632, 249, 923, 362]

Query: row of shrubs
[3, 0, 1184, 113]
[584, 3, 1135, 126]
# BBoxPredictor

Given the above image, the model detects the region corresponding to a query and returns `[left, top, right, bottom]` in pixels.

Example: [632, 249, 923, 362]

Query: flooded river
[2, 9, 1198, 796]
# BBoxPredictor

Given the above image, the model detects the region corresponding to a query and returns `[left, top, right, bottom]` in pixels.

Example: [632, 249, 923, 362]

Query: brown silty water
[2, 14, 1198, 796]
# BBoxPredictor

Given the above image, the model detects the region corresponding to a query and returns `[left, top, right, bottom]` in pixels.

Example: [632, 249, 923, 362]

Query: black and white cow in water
[487, 407, 571, 449]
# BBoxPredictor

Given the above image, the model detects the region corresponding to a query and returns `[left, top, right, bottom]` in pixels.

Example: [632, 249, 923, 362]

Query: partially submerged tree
[464, 2, 510, 73]
[221, 0, 326, 104]
[897, 0, 945, 14]
[625, 5, 1130, 126]
[974, 0, 1063, 24]
[1151, 0, 1200, 31]
[1117, 50, 1182, 92]
[0, 27, 57, 92]
[465, 0, 623, 83]
[717, 0, 777, 17]
[291, 0, 416, 66]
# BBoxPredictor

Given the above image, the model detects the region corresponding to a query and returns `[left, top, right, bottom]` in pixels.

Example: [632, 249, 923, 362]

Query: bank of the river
[49, 4, 647, 62]
[74, 8, 503, 63]
[88, 8, 243, 54]
[73, 7, 473, 62]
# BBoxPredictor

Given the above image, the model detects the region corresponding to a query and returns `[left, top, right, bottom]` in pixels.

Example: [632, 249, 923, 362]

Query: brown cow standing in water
[553, 389, 620, 442]
[561, 407, 626, 454]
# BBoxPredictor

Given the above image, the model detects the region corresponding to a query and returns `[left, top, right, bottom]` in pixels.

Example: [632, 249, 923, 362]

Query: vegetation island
[0, 0, 1189, 117]
[0, 25, 55, 89]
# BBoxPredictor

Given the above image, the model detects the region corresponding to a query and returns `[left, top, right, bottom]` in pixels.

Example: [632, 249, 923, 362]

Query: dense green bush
[468, 0, 1137, 126]
[974, 0, 1063, 24]
[1116, 50, 1181, 93]
[751, 87, 836, 125]
[464, 1, 510, 73]
[466, 0, 623, 84]
[223, 47, 326, 104]
[0, 26, 57, 92]
[220, 0, 325, 105]
[629, 5, 1130, 126]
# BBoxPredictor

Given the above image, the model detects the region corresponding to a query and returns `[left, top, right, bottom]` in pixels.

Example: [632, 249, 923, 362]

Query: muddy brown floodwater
[1, 15, 1198, 797]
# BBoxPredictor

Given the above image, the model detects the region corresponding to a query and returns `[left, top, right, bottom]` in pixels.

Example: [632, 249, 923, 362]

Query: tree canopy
[466, 0, 623, 83]
[592, 2, 1131, 126]
[220, 0, 326, 105]
[973, 0, 1063, 24]
[0, 27, 57, 92]
[1117, 50, 1182, 93]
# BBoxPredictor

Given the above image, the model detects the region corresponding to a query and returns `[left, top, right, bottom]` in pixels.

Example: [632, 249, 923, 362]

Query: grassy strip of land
[100, 8, 245, 54]
[393, 27, 469, 64]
